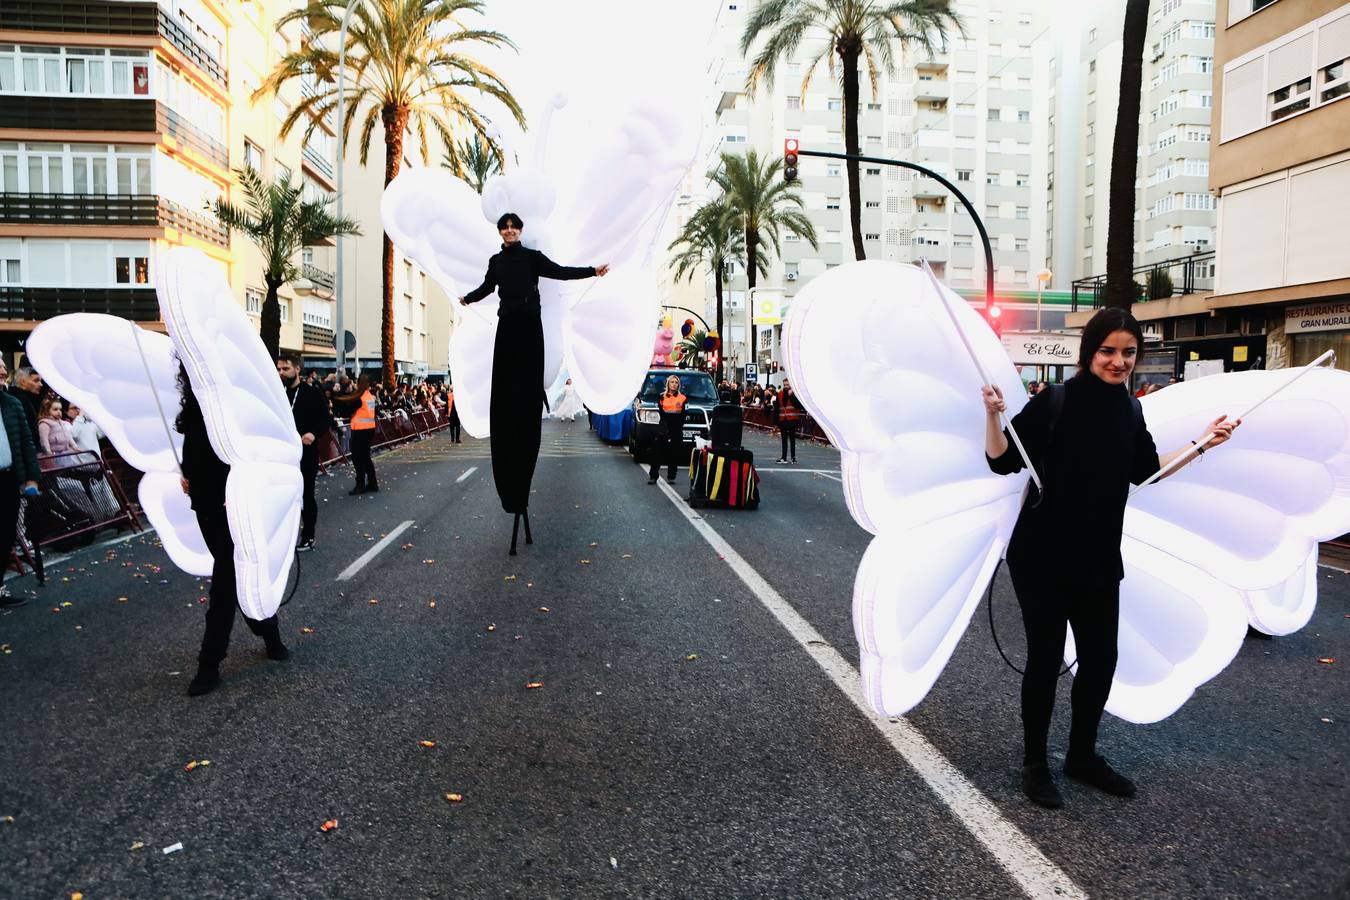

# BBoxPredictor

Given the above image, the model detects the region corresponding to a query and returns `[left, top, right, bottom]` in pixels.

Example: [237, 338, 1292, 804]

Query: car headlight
[637, 409, 660, 424]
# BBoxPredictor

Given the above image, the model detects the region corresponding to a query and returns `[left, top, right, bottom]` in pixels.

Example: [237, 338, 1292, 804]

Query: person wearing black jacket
[278, 352, 333, 551]
[983, 307, 1238, 809]
[0, 385, 42, 609]
[176, 366, 288, 697]
[775, 379, 806, 464]
[459, 212, 608, 553]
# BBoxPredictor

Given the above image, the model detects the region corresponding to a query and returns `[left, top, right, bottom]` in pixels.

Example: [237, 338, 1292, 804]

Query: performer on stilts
[458, 212, 609, 554]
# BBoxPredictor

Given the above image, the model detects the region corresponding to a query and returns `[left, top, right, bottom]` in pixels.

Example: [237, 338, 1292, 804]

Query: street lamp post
[1035, 267, 1053, 332]
[333, 0, 359, 375]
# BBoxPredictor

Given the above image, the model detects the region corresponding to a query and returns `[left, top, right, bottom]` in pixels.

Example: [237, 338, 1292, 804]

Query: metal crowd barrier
[739, 406, 830, 444]
[317, 405, 451, 472]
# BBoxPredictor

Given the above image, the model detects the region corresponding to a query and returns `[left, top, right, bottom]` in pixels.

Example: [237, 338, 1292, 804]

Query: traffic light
[784, 138, 799, 183]
[986, 304, 1003, 337]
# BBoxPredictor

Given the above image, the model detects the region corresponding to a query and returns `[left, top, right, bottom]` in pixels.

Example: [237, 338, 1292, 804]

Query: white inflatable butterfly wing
[158, 248, 302, 621]
[26, 314, 212, 576]
[382, 168, 502, 437]
[784, 262, 1029, 715]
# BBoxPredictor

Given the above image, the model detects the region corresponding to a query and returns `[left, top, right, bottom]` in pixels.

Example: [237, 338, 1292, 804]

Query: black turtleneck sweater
[463, 242, 595, 316]
[986, 373, 1160, 582]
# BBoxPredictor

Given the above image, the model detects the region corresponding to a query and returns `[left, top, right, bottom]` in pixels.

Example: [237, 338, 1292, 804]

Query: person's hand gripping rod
[918, 259, 1043, 496]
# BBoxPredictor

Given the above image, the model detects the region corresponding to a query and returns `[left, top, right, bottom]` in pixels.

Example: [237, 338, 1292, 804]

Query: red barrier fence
[738, 406, 831, 444]
[318, 406, 451, 472]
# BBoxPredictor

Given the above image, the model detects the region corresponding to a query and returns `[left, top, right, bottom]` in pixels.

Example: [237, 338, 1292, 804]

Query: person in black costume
[983, 308, 1238, 809]
[176, 366, 288, 697]
[277, 351, 333, 551]
[447, 383, 462, 443]
[459, 212, 608, 553]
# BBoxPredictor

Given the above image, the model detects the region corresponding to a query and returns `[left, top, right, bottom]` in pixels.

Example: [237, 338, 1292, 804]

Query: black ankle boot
[1064, 754, 1136, 798]
[188, 665, 221, 696]
[1020, 763, 1064, 809]
[265, 640, 290, 661]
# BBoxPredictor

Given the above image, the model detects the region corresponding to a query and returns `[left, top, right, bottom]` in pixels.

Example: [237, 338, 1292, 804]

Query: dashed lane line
[336, 520, 415, 582]
[456, 466, 478, 483]
[654, 478, 1086, 900]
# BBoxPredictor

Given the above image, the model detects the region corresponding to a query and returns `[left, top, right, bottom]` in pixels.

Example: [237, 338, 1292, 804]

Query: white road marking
[1318, 563, 1349, 574]
[655, 479, 1085, 900]
[756, 468, 841, 476]
[456, 466, 478, 483]
[336, 520, 415, 582]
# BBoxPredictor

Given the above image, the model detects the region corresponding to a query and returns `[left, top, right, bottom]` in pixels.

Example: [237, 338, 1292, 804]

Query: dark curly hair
[174, 361, 203, 435]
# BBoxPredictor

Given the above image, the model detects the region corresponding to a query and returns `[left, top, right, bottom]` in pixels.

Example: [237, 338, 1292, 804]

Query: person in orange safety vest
[346, 375, 379, 495]
[648, 374, 687, 485]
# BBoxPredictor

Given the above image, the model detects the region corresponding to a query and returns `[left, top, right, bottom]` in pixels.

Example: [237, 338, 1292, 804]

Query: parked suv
[628, 369, 719, 463]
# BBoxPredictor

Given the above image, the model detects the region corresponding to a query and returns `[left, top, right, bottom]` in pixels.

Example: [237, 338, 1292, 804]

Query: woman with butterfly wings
[783, 260, 1350, 808]
[28, 248, 304, 696]
[458, 212, 608, 549]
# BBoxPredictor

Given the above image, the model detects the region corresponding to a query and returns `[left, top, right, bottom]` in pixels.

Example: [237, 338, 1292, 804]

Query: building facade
[0, 0, 447, 380]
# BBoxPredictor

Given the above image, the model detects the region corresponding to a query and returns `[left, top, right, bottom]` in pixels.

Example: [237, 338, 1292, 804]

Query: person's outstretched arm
[536, 251, 609, 280]
[460, 259, 497, 305]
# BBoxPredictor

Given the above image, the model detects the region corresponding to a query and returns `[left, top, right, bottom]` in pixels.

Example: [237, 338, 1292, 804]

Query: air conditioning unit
[785, 272, 798, 281]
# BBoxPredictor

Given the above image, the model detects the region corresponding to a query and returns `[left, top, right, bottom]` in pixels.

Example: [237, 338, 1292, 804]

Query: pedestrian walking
[647, 374, 686, 485]
[0, 387, 41, 608]
[982, 307, 1239, 809]
[775, 378, 805, 464]
[176, 366, 288, 696]
[447, 383, 462, 443]
[346, 374, 379, 495]
[458, 211, 608, 553]
[277, 351, 332, 551]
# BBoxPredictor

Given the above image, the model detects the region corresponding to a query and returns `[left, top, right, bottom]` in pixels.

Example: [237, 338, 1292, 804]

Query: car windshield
[639, 372, 718, 404]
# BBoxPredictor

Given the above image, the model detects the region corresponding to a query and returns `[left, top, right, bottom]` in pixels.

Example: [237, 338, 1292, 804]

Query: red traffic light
[988, 305, 1002, 319]
[784, 138, 799, 183]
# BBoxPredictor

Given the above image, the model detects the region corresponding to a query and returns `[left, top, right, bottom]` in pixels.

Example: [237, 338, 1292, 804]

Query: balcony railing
[302, 263, 335, 293]
[302, 144, 335, 181]
[0, 1, 227, 87]
[0, 286, 159, 321]
[303, 323, 336, 347]
[1070, 250, 1217, 311]
[0, 99, 228, 169]
[0, 192, 157, 225]
[157, 198, 228, 247]
[158, 105, 229, 168]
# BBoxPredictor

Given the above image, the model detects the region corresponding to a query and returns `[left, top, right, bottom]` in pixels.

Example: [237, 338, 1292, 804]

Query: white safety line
[1318, 563, 1350, 575]
[655, 480, 1085, 900]
[756, 468, 841, 476]
[456, 466, 478, 483]
[336, 520, 415, 582]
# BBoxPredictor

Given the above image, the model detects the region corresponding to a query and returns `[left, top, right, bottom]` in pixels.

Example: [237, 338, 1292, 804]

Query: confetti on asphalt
[368, 598, 380, 605]
[183, 759, 210, 772]
[685, 654, 698, 661]
[60, 601, 73, 608]
[621, 554, 632, 560]
[301, 627, 315, 634]
[444, 793, 463, 803]
[486, 624, 496, 632]
[526, 582, 534, 588]
[580, 559, 591, 565]
[429, 601, 437, 609]
[504, 575, 518, 582]
[538, 607, 551, 613]
[610, 857, 619, 870]
[162, 842, 183, 855]
[1, 816, 13, 824]
[401, 543, 414, 551]
[423, 559, 436, 565]
[320, 820, 338, 833]
[418, 740, 436, 748]
[1322, 717, 1334, 724]
[117, 596, 128, 603]
[1318, 657, 1335, 664]
[130, 841, 145, 851]
[71, 893, 83, 900]
[1, 644, 9, 655]
[525, 681, 544, 690]
[589, 542, 599, 548]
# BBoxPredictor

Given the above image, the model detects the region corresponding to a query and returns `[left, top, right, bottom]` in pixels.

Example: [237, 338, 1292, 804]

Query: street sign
[744, 364, 758, 383]
[336, 330, 356, 353]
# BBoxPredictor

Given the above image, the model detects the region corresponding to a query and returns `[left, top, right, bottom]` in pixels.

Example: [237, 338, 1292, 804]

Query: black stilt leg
[510, 513, 520, 556]
[523, 509, 533, 545]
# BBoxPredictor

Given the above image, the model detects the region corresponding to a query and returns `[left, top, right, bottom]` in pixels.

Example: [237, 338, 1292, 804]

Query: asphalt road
[1, 420, 1346, 899]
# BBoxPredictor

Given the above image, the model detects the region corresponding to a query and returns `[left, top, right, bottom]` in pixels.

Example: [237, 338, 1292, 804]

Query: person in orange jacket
[345, 374, 379, 495]
[648, 374, 687, 485]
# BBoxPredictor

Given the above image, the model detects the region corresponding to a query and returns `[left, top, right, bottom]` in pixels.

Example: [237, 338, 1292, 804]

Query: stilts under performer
[458, 212, 608, 554]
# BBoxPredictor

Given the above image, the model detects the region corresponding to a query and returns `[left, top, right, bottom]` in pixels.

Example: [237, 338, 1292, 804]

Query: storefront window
[1291, 331, 1350, 372]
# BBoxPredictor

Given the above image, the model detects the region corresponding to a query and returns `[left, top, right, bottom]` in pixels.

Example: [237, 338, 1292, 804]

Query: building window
[985, 204, 999, 219]
[955, 169, 972, 182]
[825, 197, 841, 210]
[827, 98, 842, 111]
[1015, 206, 1029, 220]
[1324, 59, 1350, 104]
[865, 200, 880, 208]
[987, 107, 1001, 121]
[1015, 238, 1028, 251]
[786, 95, 801, 110]
[827, 163, 841, 177]
[886, 196, 900, 213]
[1015, 173, 1030, 187]
[0, 254, 19, 283]
[986, 173, 998, 185]
[1189, 21, 1216, 40]
[865, 167, 881, 175]
[864, 233, 880, 241]
[244, 140, 263, 172]
[245, 287, 263, 315]
[1183, 125, 1210, 142]
[953, 234, 973, 248]
[825, 229, 840, 243]
[1192, 55, 1214, 74]
[1017, 109, 1030, 122]
[114, 255, 149, 284]
[866, 102, 881, 111]
[278, 297, 290, 322]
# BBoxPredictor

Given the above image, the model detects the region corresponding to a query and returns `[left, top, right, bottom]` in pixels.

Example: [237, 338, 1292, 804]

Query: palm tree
[1103, 0, 1151, 311]
[709, 150, 818, 374]
[742, 0, 962, 261]
[443, 131, 503, 195]
[668, 197, 754, 382]
[214, 166, 360, 359]
[676, 328, 710, 370]
[261, 0, 525, 385]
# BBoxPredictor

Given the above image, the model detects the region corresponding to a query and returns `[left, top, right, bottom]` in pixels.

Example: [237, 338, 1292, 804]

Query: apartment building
[1211, 0, 1350, 371]
[703, 0, 1055, 382]
[0, 0, 447, 380]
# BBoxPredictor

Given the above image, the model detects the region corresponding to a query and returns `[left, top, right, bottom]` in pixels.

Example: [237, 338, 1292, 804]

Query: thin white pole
[918, 259, 1043, 495]
[334, 0, 358, 375]
[1130, 349, 1335, 495]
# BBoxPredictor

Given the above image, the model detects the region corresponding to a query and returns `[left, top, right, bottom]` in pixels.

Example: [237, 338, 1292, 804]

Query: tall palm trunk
[713, 259, 725, 383]
[744, 226, 758, 380]
[1103, 0, 1150, 311]
[261, 274, 283, 360]
[381, 103, 410, 385]
[839, 41, 865, 260]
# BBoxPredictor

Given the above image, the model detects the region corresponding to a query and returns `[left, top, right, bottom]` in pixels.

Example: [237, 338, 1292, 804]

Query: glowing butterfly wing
[26, 314, 212, 576]
[784, 261, 1029, 716]
[562, 264, 662, 415]
[157, 248, 302, 620]
[1099, 366, 1350, 722]
[383, 167, 503, 437]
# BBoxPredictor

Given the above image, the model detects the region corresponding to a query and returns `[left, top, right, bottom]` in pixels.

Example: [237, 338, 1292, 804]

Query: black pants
[489, 311, 543, 514]
[350, 429, 377, 489]
[649, 414, 684, 481]
[0, 470, 18, 566]
[299, 452, 318, 542]
[779, 421, 799, 461]
[448, 406, 461, 442]
[195, 507, 279, 668]
[1008, 564, 1119, 766]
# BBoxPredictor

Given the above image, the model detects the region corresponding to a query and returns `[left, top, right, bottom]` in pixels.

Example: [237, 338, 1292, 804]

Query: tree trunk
[260, 275, 283, 360]
[1102, 0, 1150, 311]
[840, 42, 866, 261]
[381, 103, 410, 385]
[744, 226, 757, 383]
[713, 258, 725, 383]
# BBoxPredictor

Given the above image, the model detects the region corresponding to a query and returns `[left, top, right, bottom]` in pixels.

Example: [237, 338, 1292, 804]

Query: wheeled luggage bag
[688, 444, 760, 509]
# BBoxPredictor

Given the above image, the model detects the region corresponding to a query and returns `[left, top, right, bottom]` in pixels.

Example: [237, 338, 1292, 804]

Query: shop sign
[1000, 332, 1081, 365]
[1286, 300, 1350, 333]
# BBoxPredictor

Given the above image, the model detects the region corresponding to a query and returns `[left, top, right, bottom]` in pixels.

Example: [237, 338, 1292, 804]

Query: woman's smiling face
[1090, 329, 1139, 385]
